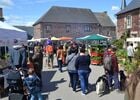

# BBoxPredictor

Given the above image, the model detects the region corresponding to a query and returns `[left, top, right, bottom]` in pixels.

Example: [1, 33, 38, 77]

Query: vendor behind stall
[9, 44, 27, 69]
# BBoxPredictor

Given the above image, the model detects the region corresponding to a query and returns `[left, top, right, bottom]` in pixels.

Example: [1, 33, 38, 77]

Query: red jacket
[111, 53, 119, 73]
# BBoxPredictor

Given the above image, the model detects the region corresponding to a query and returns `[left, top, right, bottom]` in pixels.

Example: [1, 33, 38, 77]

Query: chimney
[0, 8, 4, 22]
[104, 11, 107, 14]
[121, 0, 127, 10]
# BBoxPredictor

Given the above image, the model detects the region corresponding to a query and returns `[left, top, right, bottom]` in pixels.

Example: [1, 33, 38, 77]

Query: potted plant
[120, 59, 138, 74]
[91, 56, 102, 65]
[90, 44, 104, 65]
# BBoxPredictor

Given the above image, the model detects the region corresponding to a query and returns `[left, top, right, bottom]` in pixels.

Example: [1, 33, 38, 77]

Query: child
[23, 68, 43, 100]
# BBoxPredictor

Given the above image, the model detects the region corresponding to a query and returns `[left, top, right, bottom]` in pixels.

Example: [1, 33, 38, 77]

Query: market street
[2, 56, 124, 100]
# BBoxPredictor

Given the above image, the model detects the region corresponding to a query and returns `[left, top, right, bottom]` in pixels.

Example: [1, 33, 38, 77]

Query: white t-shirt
[127, 45, 134, 57]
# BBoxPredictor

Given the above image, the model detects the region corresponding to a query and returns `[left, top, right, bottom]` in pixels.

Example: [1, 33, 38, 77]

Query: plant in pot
[91, 56, 102, 64]
[121, 59, 138, 75]
[116, 49, 127, 61]
[134, 43, 140, 67]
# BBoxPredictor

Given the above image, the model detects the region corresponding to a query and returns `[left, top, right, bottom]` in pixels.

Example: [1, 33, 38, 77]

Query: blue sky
[0, 0, 131, 26]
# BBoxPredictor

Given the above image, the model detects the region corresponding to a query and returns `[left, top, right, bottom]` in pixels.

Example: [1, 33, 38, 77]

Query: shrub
[116, 49, 127, 59]
[91, 56, 102, 61]
[112, 39, 124, 49]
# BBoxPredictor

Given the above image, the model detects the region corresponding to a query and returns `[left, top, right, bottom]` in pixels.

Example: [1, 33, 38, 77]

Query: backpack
[103, 54, 112, 72]
[96, 75, 109, 96]
[46, 45, 53, 54]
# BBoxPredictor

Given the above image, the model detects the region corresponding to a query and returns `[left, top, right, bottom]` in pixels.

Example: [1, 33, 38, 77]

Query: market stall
[51, 37, 60, 40]
[77, 34, 108, 65]
[59, 36, 72, 41]
[0, 22, 28, 96]
[0, 21, 27, 69]
[0, 21, 27, 47]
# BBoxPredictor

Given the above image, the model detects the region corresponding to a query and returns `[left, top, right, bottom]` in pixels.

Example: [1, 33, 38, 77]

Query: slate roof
[15, 26, 34, 39]
[116, 0, 140, 15]
[94, 12, 115, 27]
[33, 6, 99, 25]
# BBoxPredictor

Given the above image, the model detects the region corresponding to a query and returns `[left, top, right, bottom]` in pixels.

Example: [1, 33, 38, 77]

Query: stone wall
[117, 9, 140, 38]
[34, 22, 116, 39]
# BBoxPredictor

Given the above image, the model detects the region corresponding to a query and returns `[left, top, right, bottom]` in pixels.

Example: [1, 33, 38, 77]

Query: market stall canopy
[59, 36, 72, 40]
[0, 21, 27, 46]
[97, 34, 111, 39]
[51, 37, 60, 40]
[76, 34, 107, 40]
[28, 37, 48, 42]
[86, 34, 107, 40]
[76, 35, 90, 40]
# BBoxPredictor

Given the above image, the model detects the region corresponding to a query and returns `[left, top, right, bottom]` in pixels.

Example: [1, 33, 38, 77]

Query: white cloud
[111, 6, 120, 11]
[4, 15, 35, 26]
[25, 21, 34, 26]
[36, 0, 76, 3]
[0, 0, 14, 8]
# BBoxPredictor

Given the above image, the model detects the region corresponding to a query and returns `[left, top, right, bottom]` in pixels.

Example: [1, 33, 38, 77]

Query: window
[107, 31, 111, 36]
[84, 25, 91, 32]
[126, 15, 132, 29]
[46, 25, 52, 33]
[66, 25, 71, 32]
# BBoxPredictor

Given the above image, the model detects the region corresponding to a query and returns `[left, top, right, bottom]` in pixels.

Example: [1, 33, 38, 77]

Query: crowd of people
[1, 38, 139, 100]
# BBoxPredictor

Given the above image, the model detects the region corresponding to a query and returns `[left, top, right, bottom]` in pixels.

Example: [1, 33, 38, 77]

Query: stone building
[33, 6, 115, 39]
[116, 0, 140, 38]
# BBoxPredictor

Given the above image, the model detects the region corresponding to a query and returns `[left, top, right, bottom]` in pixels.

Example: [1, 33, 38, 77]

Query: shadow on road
[41, 70, 66, 93]
[42, 94, 49, 100]
[88, 83, 96, 93]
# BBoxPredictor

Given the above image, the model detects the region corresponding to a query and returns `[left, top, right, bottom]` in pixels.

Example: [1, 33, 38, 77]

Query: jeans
[68, 71, 78, 91]
[47, 54, 54, 68]
[128, 56, 133, 63]
[30, 92, 43, 100]
[58, 60, 63, 72]
[78, 70, 90, 94]
[107, 72, 120, 89]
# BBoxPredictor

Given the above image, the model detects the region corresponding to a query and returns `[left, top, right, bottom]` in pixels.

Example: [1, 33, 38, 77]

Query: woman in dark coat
[75, 48, 91, 95]
[32, 46, 43, 79]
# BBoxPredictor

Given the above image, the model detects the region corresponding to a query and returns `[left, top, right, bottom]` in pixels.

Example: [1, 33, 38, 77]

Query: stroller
[7, 69, 24, 100]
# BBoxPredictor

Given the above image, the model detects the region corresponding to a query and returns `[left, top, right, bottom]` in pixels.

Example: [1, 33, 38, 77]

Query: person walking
[46, 43, 54, 68]
[32, 47, 43, 79]
[57, 45, 65, 72]
[104, 47, 120, 91]
[127, 43, 134, 63]
[75, 48, 91, 95]
[66, 48, 79, 92]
